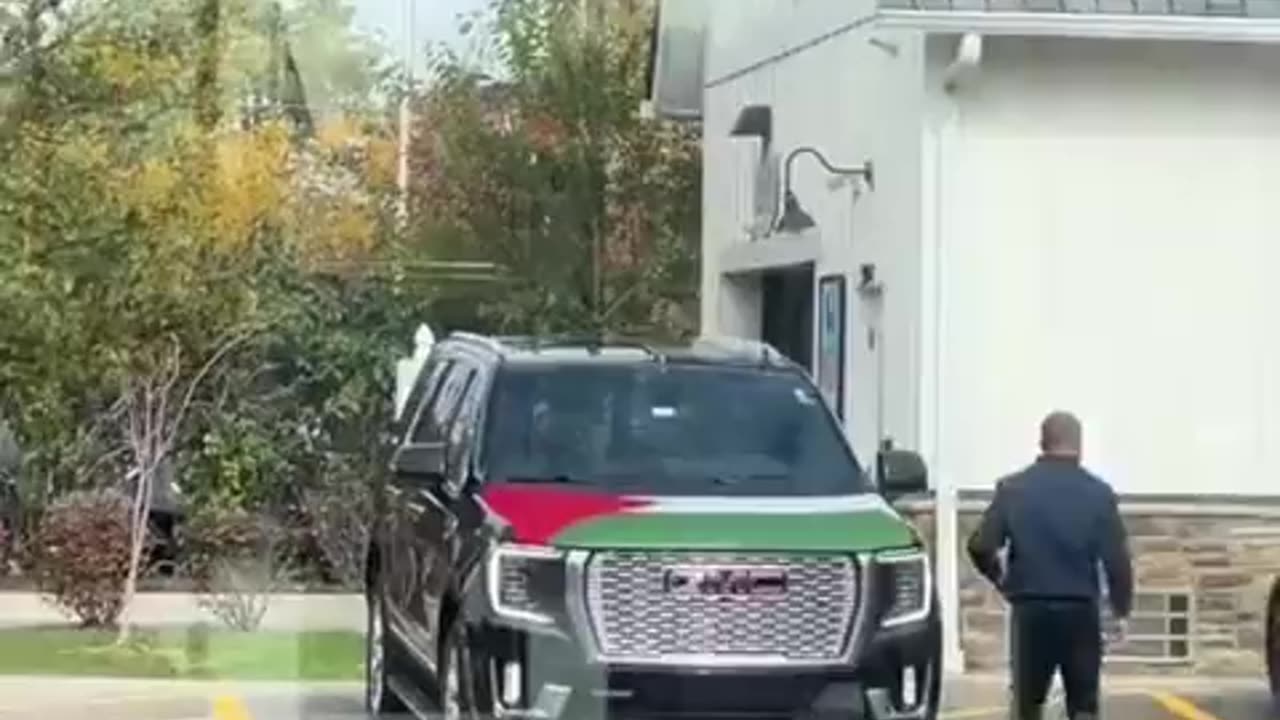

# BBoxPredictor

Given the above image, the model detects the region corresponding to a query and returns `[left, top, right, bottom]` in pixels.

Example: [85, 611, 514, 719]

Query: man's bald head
[1040, 411, 1082, 459]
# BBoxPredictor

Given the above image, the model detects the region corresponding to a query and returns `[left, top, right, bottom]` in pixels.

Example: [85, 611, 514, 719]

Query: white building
[660, 0, 1280, 674]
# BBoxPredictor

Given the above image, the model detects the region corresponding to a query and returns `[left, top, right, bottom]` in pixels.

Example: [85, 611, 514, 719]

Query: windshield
[482, 363, 868, 496]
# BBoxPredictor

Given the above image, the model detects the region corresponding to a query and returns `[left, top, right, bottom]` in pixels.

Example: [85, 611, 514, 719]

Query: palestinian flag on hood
[478, 485, 917, 552]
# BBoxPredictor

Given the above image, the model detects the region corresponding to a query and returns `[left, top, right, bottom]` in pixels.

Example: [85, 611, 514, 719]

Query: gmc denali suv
[365, 332, 941, 719]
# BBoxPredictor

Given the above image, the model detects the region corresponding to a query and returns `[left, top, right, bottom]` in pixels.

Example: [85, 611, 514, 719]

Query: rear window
[481, 363, 868, 496]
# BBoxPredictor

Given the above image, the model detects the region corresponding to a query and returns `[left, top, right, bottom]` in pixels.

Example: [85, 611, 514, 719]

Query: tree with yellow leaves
[0, 0, 418, 629]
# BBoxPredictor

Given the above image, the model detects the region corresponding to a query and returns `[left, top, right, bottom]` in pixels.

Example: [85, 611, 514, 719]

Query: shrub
[30, 489, 133, 627]
[0, 520, 10, 577]
[299, 454, 375, 590]
[183, 508, 295, 631]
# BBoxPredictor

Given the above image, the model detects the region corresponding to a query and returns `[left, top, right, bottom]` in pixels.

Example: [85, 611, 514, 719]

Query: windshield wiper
[503, 474, 590, 485]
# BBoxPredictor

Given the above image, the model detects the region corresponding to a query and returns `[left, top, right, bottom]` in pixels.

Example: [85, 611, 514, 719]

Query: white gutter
[878, 9, 1280, 43]
[942, 32, 983, 92]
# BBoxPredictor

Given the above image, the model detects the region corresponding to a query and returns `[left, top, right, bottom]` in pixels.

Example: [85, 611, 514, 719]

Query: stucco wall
[702, 3, 927, 464]
[925, 36, 1280, 496]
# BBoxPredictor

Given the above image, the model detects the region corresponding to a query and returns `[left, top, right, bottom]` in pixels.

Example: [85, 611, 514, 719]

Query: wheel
[366, 589, 407, 716]
[1268, 579, 1280, 712]
[439, 616, 492, 720]
[439, 621, 470, 720]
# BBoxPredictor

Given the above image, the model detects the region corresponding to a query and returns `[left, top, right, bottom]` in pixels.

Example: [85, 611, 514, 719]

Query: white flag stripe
[627, 494, 893, 516]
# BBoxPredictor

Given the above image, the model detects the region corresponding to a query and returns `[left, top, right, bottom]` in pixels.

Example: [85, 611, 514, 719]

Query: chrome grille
[584, 551, 857, 662]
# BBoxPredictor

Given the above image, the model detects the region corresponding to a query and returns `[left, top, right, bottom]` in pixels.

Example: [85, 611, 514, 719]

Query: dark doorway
[761, 264, 814, 372]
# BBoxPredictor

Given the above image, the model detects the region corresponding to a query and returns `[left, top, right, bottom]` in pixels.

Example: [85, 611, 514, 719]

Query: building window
[1104, 590, 1194, 664]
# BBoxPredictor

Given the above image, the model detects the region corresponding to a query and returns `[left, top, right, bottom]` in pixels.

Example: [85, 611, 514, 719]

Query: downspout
[943, 32, 983, 93]
[931, 31, 982, 674]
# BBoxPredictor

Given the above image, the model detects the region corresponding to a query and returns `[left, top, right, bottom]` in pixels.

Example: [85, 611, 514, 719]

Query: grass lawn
[0, 626, 364, 681]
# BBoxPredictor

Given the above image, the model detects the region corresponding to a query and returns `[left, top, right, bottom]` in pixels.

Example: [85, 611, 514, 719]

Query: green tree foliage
[0, 0, 420, 594]
[416, 0, 701, 338]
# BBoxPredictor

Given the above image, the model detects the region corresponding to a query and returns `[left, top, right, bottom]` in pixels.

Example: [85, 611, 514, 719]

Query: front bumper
[461, 551, 942, 720]
[464, 613, 940, 720]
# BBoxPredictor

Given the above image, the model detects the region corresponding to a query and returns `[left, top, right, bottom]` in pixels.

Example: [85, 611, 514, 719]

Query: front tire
[439, 618, 488, 720]
[366, 589, 407, 716]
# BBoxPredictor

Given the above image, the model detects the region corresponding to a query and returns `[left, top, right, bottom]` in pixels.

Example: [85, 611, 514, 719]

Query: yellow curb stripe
[1148, 691, 1223, 720]
[211, 694, 253, 720]
[939, 706, 1009, 719]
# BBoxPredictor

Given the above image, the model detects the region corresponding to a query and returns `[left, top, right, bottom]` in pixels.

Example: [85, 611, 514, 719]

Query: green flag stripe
[550, 508, 917, 552]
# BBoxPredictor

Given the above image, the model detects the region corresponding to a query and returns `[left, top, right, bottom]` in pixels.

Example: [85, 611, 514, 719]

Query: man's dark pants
[1010, 599, 1103, 719]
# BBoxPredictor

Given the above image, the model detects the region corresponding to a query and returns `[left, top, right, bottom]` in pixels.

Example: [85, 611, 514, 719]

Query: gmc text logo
[661, 565, 789, 598]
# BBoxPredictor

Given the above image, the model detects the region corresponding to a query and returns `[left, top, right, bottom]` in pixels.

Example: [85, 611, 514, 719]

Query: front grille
[584, 551, 858, 662]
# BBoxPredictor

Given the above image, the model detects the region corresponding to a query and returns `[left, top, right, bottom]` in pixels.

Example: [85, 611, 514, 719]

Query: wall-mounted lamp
[778, 192, 816, 233]
[772, 147, 875, 234]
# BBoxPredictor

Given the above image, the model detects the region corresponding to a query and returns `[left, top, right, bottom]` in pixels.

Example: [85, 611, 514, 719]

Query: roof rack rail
[449, 331, 504, 353]
[691, 335, 788, 366]
[530, 334, 662, 359]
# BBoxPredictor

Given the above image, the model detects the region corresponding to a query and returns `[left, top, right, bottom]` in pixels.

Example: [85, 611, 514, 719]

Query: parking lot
[0, 675, 1272, 720]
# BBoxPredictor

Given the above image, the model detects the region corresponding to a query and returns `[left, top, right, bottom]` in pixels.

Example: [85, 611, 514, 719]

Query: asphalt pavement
[0, 674, 1273, 720]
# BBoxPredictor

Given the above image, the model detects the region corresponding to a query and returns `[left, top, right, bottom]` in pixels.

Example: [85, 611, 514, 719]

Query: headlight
[878, 550, 931, 627]
[486, 543, 566, 625]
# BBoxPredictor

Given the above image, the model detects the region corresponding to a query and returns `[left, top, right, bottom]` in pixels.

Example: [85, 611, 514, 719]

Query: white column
[921, 83, 965, 672]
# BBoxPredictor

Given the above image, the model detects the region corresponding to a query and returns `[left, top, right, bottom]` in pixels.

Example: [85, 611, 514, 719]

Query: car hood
[478, 485, 918, 553]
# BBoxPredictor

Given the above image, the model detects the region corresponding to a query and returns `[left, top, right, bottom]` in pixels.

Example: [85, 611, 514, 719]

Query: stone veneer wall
[896, 495, 1280, 675]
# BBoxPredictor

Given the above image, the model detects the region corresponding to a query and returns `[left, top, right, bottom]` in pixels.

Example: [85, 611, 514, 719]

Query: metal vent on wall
[1103, 590, 1193, 664]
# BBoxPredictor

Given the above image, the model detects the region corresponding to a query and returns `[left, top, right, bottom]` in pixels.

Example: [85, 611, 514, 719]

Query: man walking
[967, 411, 1133, 720]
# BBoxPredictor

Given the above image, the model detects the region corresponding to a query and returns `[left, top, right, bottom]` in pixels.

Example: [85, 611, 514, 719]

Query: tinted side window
[412, 361, 470, 444]
[444, 369, 481, 487]
[408, 360, 456, 443]
[448, 370, 481, 448]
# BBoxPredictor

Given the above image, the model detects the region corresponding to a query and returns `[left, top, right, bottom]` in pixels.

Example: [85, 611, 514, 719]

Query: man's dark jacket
[967, 456, 1133, 618]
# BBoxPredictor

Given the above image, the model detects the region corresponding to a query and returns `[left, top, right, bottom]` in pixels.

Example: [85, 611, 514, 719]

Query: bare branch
[154, 333, 183, 453]
[169, 328, 258, 444]
[73, 443, 129, 487]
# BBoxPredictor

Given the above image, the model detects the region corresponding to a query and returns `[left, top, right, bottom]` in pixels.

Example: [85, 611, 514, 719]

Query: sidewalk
[0, 591, 364, 632]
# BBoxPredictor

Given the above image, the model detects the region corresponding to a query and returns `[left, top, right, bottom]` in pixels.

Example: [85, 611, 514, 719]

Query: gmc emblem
[662, 565, 788, 598]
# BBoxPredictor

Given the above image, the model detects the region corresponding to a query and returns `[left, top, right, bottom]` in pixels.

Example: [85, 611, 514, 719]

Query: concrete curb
[0, 591, 364, 632]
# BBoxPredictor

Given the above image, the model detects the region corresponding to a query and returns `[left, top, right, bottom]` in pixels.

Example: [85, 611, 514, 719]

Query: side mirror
[390, 442, 446, 484]
[878, 448, 928, 499]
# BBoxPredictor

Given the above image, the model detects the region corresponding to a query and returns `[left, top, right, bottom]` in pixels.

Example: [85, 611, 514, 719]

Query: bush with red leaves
[30, 489, 133, 627]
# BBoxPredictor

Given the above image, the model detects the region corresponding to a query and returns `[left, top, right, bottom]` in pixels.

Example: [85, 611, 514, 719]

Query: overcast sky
[352, 0, 487, 74]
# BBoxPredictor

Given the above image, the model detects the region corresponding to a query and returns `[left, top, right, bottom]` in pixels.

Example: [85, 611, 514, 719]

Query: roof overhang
[877, 10, 1280, 43]
[719, 232, 823, 276]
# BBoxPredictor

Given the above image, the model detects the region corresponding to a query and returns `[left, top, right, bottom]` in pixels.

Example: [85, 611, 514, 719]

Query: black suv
[365, 333, 941, 720]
